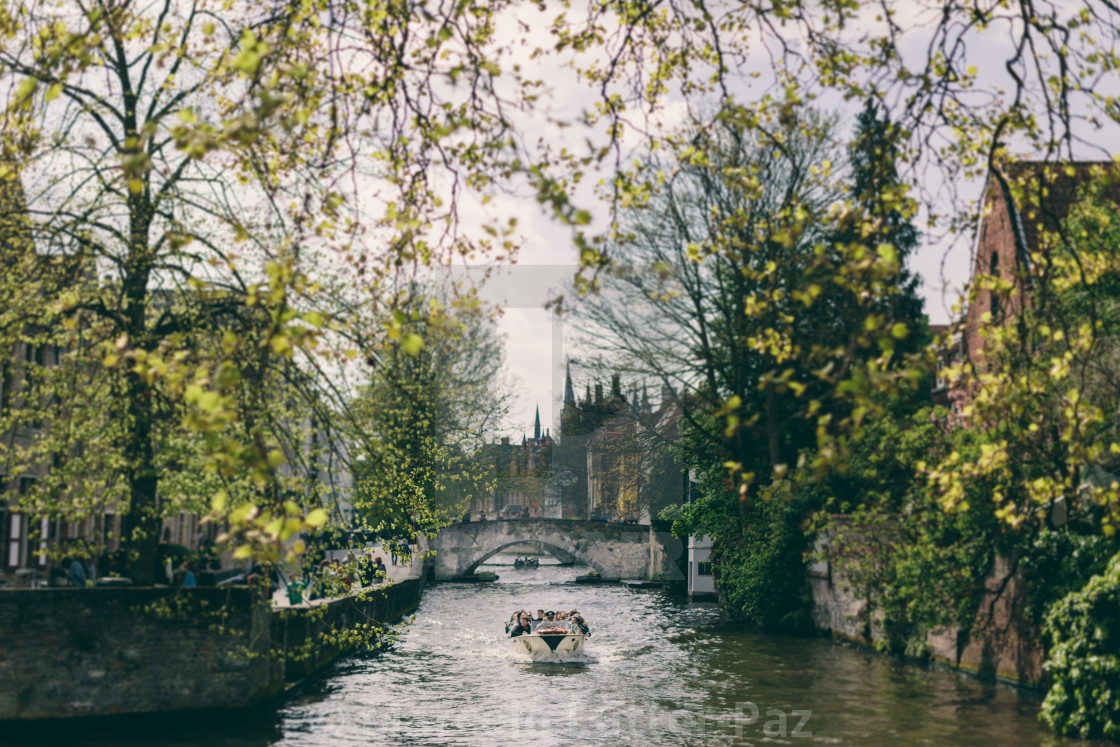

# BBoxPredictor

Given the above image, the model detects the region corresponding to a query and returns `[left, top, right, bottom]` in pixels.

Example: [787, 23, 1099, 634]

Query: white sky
[492, 206, 973, 443]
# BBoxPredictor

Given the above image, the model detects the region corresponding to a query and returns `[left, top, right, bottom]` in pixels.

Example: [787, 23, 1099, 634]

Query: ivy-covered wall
[0, 576, 426, 721]
[810, 542, 1045, 686]
[0, 587, 279, 720]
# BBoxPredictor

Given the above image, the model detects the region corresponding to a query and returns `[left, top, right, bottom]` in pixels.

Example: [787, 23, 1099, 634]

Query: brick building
[0, 172, 102, 585]
[0, 173, 351, 587]
[963, 161, 1120, 362]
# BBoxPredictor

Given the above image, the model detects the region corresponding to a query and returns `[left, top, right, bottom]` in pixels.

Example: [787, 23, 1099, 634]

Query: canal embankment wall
[0, 572, 425, 721]
[810, 545, 1044, 687]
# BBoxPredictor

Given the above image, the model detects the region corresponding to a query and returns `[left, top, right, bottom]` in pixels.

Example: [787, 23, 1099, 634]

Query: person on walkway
[372, 555, 387, 580]
[85, 554, 99, 586]
[356, 553, 374, 586]
[286, 573, 306, 605]
[311, 558, 332, 600]
[332, 558, 351, 594]
[68, 556, 87, 588]
[178, 561, 196, 587]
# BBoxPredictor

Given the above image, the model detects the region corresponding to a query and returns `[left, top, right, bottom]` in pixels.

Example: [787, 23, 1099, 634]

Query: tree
[556, 1, 1120, 528]
[930, 175, 1120, 532]
[576, 107, 926, 626]
[579, 109, 922, 485]
[0, 0, 569, 582]
[843, 101, 926, 357]
[351, 286, 511, 541]
[2, 0, 1117, 603]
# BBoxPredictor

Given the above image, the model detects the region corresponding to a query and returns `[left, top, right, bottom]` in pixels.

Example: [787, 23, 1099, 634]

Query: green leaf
[401, 333, 423, 356]
[305, 508, 328, 528]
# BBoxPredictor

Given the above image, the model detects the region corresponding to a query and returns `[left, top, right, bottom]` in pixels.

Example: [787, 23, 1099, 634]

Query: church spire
[534, 406, 541, 440]
[563, 360, 575, 404]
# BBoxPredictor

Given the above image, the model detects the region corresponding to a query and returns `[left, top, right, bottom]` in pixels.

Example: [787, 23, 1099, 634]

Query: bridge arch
[463, 540, 601, 575]
[430, 519, 671, 581]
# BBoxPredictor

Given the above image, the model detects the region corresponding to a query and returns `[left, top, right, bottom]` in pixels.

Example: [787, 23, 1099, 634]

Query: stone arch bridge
[430, 519, 683, 581]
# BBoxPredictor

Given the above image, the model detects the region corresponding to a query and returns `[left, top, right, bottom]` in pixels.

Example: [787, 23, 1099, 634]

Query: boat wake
[593, 644, 655, 662]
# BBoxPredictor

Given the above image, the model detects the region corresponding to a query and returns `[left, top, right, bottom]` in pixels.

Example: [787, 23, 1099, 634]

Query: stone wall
[274, 576, 424, 681]
[431, 519, 671, 580]
[0, 574, 426, 721]
[810, 549, 1045, 687]
[0, 587, 280, 720]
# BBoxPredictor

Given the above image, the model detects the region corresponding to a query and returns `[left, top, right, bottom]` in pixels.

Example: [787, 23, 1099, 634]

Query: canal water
[44, 553, 1102, 746]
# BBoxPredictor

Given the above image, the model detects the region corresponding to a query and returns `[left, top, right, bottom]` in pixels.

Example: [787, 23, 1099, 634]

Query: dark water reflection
[19, 553, 1109, 746]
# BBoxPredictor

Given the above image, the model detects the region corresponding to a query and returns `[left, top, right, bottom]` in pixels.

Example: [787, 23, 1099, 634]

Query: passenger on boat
[569, 612, 590, 635]
[509, 613, 532, 637]
[505, 609, 525, 634]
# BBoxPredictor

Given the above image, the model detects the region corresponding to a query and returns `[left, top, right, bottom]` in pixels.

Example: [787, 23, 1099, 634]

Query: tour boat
[509, 620, 587, 656]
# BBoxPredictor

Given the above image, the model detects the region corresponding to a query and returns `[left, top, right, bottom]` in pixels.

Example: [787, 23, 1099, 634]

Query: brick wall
[0, 587, 280, 720]
[0, 574, 426, 721]
[810, 547, 1045, 687]
[274, 577, 425, 681]
[964, 173, 1029, 364]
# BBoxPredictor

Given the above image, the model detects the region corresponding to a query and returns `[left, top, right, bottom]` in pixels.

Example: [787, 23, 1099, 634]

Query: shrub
[1040, 550, 1120, 739]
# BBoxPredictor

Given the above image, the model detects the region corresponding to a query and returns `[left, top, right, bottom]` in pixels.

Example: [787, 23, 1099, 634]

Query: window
[934, 332, 964, 391]
[37, 516, 49, 567]
[7, 512, 22, 569]
[11, 478, 37, 569]
[697, 561, 713, 576]
[0, 360, 13, 413]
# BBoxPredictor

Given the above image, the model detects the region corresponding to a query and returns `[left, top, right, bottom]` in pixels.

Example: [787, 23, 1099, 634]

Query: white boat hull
[510, 633, 586, 656]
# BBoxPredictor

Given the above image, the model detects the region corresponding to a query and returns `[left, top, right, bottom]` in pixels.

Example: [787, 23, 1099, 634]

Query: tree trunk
[124, 365, 160, 585]
[121, 173, 159, 584]
[765, 383, 783, 470]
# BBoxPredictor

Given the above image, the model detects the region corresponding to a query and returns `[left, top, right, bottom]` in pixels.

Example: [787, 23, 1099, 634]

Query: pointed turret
[564, 361, 575, 404]
[534, 406, 541, 440]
